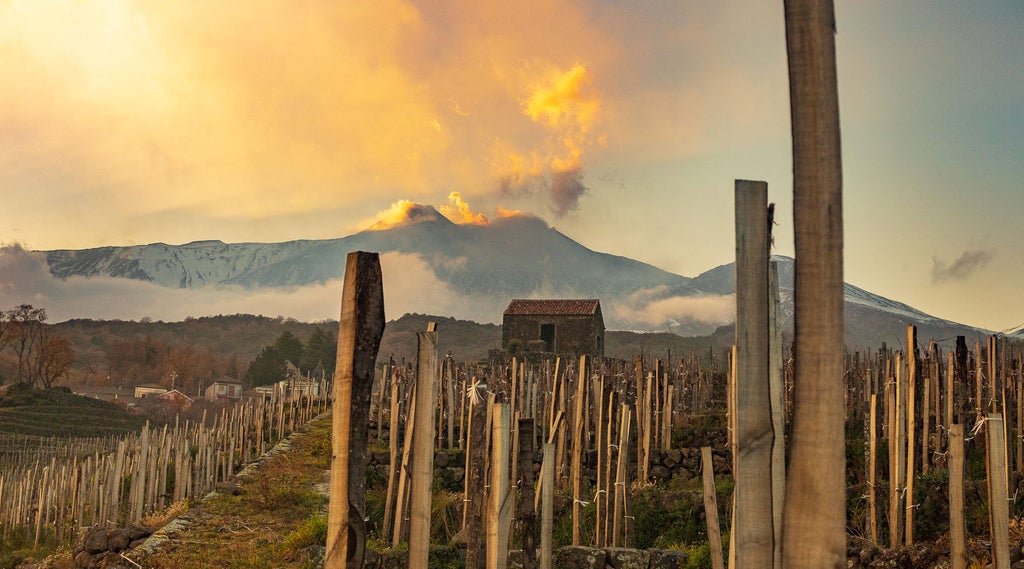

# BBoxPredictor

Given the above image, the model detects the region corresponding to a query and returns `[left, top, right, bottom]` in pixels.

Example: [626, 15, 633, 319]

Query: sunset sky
[1, 1, 1021, 331]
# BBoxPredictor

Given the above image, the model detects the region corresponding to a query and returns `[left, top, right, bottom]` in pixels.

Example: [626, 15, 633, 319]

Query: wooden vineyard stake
[612, 405, 631, 547]
[955, 337, 968, 425]
[922, 358, 930, 476]
[894, 352, 906, 548]
[768, 259, 786, 569]
[947, 353, 955, 439]
[603, 391, 616, 547]
[976, 341, 984, 417]
[999, 341, 1010, 489]
[531, 378, 540, 450]
[437, 360, 445, 451]
[547, 358, 561, 449]
[1017, 358, 1023, 475]
[408, 325, 439, 569]
[33, 464, 48, 548]
[641, 371, 653, 483]
[987, 413, 1010, 569]
[571, 355, 587, 545]
[702, 447, 725, 569]
[460, 374, 469, 451]
[949, 424, 966, 569]
[517, 418, 537, 569]
[653, 361, 662, 452]
[488, 402, 512, 569]
[534, 412, 564, 515]
[376, 360, 389, 441]
[662, 383, 674, 452]
[782, 0, 846, 565]
[635, 356, 645, 484]
[555, 363, 568, 491]
[326, 252, 385, 569]
[447, 357, 456, 451]
[930, 342, 942, 467]
[593, 375, 606, 547]
[540, 442, 555, 569]
[382, 376, 401, 541]
[989, 337, 998, 413]
[733, 178, 774, 566]
[392, 384, 417, 547]
[868, 393, 878, 544]
[511, 405, 522, 518]
[906, 326, 917, 546]
[463, 383, 490, 569]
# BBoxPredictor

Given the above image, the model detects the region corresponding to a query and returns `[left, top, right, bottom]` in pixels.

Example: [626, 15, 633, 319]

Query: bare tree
[32, 329, 77, 388]
[0, 309, 11, 355]
[6, 304, 47, 385]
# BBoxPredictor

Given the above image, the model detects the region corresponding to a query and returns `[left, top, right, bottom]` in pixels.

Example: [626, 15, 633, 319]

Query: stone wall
[367, 443, 732, 489]
[502, 313, 604, 357]
[71, 525, 155, 568]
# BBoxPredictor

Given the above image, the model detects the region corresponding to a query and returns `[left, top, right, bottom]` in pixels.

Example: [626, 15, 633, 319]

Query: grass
[133, 416, 332, 569]
[0, 530, 71, 569]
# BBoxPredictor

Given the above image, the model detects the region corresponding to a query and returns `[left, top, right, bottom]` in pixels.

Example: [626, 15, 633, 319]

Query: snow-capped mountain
[32, 207, 996, 347]
[688, 256, 991, 347]
[44, 209, 693, 298]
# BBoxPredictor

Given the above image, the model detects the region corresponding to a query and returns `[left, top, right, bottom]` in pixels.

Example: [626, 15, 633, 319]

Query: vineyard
[1, 310, 1022, 568]
[348, 330, 1024, 568]
[0, 386, 327, 564]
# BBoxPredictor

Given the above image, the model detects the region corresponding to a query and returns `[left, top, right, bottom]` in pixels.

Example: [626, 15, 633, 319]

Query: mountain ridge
[28, 208, 1001, 347]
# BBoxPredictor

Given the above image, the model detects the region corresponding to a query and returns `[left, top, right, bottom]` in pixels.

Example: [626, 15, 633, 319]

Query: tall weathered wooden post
[988, 413, 1011, 569]
[488, 401, 512, 569]
[702, 447, 726, 569]
[464, 381, 491, 569]
[517, 417, 538, 569]
[327, 252, 385, 569]
[408, 323, 439, 569]
[734, 179, 775, 566]
[782, 0, 846, 566]
[769, 260, 787, 569]
[948, 424, 966, 569]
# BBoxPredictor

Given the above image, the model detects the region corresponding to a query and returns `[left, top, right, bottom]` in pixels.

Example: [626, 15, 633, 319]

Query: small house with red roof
[502, 299, 605, 357]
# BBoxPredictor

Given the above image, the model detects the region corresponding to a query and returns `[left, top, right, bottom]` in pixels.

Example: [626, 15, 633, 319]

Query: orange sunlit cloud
[439, 193, 489, 226]
[524, 64, 600, 133]
[496, 206, 525, 219]
[0, 0, 737, 250]
[364, 200, 443, 231]
[492, 63, 604, 215]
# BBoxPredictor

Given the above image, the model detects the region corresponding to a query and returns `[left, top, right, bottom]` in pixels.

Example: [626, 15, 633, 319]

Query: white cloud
[0, 245, 505, 324]
[611, 286, 735, 330]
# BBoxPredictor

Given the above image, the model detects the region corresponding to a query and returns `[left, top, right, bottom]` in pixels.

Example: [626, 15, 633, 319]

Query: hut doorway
[540, 323, 556, 352]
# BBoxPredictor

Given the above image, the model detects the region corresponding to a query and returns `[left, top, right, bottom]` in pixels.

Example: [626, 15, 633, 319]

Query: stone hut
[502, 299, 605, 357]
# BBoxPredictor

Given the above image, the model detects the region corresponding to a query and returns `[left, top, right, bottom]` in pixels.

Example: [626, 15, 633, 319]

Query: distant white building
[251, 363, 325, 400]
[205, 378, 244, 401]
[134, 383, 168, 398]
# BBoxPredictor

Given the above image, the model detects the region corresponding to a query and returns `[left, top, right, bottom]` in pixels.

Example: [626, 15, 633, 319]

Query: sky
[1, 1, 1021, 332]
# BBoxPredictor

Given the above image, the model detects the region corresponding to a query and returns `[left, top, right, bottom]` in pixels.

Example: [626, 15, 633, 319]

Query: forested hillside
[50, 313, 731, 393]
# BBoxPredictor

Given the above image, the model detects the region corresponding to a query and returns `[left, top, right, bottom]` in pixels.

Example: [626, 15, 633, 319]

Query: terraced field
[0, 385, 146, 438]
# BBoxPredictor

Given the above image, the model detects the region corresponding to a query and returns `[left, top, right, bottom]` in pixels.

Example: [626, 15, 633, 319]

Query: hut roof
[503, 299, 601, 316]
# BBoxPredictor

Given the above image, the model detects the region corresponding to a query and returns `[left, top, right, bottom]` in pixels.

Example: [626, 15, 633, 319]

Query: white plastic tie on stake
[966, 415, 989, 441]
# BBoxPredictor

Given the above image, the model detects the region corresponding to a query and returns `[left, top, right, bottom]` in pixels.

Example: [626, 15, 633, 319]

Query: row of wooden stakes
[0, 387, 328, 548]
